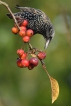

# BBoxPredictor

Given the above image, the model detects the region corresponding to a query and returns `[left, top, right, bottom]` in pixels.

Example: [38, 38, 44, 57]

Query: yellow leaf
[49, 76, 59, 103]
[41, 63, 59, 103]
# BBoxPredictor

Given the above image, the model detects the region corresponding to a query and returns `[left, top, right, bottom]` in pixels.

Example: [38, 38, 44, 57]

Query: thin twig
[0, 0, 20, 30]
[28, 42, 33, 49]
[40, 60, 50, 78]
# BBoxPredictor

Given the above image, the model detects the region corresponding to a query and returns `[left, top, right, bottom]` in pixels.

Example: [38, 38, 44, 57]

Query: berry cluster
[11, 20, 46, 70]
[12, 20, 34, 43]
[16, 48, 46, 70]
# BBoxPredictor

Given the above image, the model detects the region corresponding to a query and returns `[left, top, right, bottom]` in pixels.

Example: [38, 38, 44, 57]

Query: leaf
[41, 61, 59, 103]
[49, 76, 59, 103]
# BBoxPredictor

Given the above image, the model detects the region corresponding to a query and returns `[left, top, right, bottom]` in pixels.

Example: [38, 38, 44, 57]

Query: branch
[28, 42, 33, 49]
[0, 0, 20, 30]
[40, 60, 50, 77]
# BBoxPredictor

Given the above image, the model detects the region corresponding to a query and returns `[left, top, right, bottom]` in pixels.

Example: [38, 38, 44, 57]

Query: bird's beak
[44, 29, 55, 49]
[44, 39, 50, 49]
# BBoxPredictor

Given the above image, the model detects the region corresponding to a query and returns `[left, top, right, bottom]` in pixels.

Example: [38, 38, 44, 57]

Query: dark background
[0, 0, 71, 106]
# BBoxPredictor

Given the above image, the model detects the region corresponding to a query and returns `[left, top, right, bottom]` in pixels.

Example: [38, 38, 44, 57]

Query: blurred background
[0, 0, 71, 106]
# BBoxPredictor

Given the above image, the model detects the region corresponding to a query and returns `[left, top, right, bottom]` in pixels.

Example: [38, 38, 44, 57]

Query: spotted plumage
[7, 5, 55, 49]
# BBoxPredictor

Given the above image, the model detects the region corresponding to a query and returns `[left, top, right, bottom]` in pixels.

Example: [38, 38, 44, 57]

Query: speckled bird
[7, 5, 55, 49]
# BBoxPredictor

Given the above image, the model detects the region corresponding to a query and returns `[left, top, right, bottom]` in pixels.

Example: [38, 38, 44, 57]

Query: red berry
[20, 53, 27, 59]
[26, 29, 34, 37]
[20, 26, 27, 31]
[21, 20, 28, 26]
[21, 59, 29, 67]
[19, 30, 26, 37]
[37, 52, 46, 60]
[17, 58, 23, 68]
[29, 57, 39, 67]
[22, 36, 30, 43]
[12, 27, 19, 34]
[17, 49, 24, 56]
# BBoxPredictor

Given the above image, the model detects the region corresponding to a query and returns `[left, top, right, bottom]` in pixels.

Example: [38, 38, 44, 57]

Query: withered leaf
[49, 76, 59, 103]
[42, 64, 59, 103]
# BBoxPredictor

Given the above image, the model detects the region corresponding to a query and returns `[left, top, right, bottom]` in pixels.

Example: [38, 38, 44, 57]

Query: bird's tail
[6, 13, 13, 19]
[15, 5, 20, 9]
[6, 13, 19, 19]
[6, 5, 20, 19]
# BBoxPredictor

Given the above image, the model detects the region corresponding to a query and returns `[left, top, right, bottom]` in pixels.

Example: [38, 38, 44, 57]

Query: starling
[7, 5, 55, 49]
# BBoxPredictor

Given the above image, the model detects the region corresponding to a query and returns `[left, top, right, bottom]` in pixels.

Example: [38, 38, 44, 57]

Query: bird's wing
[15, 5, 49, 21]
[15, 5, 44, 15]
[16, 5, 37, 13]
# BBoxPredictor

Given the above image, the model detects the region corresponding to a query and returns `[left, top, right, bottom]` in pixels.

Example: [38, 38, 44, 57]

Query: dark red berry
[37, 52, 46, 60]
[22, 36, 30, 43]
[21, 59, 29, 67]
[17, 58, 23, 68]
[17, 49, 24, 56]
[29, 57, 39, 67]
[28, 65, 34, 70]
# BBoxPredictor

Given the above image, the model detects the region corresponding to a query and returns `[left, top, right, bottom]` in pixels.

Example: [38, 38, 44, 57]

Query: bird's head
[44, 25, 55, 49]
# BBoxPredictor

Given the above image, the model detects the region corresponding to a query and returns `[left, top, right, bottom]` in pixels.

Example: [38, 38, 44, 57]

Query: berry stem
[40, 60, 50, 78]
[0, 0, 20, 30]
[28, 42, 33, 50]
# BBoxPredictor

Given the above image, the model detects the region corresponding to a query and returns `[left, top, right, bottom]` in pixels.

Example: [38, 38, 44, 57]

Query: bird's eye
[49, 27, 53, 35]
